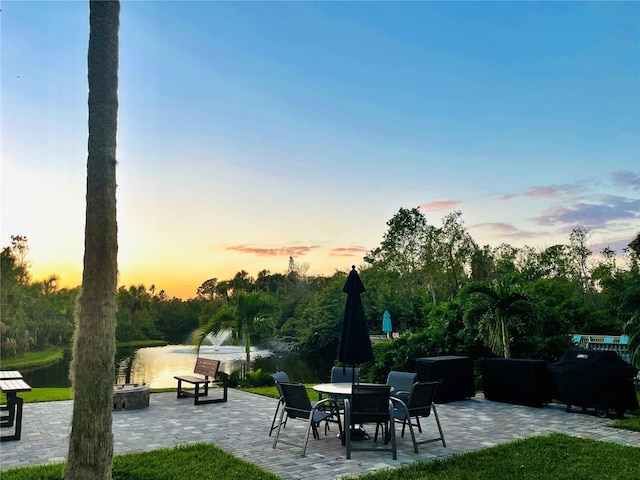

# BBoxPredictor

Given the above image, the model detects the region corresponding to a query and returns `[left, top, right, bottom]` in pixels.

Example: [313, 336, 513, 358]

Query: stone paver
[1, 390, 638, 478]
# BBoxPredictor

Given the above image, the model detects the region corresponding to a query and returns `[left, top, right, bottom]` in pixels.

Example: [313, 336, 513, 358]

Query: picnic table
[1, 371, 32, 442]
[0, 371, 24, 380]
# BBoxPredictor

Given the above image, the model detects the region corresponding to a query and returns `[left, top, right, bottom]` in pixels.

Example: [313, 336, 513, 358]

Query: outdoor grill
[548, 349, 639, 417]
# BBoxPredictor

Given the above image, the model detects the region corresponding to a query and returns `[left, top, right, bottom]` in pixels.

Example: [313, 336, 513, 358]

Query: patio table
[313, 383, 393, 442]
[1, 377, 32, 442]
[0, 370, 26, 434]
[313, 382, 392, 397]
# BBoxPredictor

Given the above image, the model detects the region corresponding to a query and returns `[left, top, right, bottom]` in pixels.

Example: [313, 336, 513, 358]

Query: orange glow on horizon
[30, 253, 358, 300]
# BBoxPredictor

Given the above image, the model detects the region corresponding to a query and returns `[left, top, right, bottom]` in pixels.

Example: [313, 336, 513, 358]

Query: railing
[571, 334, 631, 363]
[369, 334, 399, 343]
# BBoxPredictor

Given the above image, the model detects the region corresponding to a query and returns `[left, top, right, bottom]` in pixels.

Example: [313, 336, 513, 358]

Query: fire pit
[113, 384, 150, 410]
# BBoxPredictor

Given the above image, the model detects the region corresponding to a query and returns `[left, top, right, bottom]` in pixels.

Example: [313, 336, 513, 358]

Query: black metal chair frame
[344, 384, 397, 460]
[391, 380, 446, 453]
[386, 371, 417, 405]
[268, 371, 290, 436]
[272, 382, 343, 457]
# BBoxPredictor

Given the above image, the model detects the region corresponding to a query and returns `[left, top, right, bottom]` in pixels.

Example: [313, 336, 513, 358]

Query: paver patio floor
[1, 390, 638, 479]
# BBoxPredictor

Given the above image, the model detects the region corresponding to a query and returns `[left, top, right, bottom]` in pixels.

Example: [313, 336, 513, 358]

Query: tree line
[2, 209, 639, 371]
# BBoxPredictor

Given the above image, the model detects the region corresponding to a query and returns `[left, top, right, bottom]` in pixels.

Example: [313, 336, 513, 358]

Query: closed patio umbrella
[337, 266, 374, 385]
[382, 310, 392, 339]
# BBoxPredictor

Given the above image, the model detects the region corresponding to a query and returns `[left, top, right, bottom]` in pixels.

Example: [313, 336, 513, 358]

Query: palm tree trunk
[501, 319, 511, 359]
[245, 336, 251, 370]
[65, 2, 119, 479]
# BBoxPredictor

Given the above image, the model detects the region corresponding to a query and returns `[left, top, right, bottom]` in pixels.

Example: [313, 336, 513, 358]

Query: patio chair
[386, 371, 417, 405]
[344, 384, 396, 460]
[272, 382, 342, 456]
[268, 371, 290, 436]
[329, 366, 360, 405]
[392, 380, 446, 453]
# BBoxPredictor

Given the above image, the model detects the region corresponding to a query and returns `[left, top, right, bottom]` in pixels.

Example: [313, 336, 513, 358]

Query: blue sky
[2, 1, 639, 299]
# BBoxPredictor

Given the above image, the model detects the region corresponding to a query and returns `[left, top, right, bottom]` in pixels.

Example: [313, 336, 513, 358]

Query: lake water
[21, 344, 336, 389]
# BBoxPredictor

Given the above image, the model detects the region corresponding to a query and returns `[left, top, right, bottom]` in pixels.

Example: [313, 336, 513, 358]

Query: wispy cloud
[535, 195, 640, 229]
[419, 199, 463, 212]
[499, 183, 581, 201]
[590, 235, 638, 255]
[329, 246, 369, 257]
[522, 186, 560, 198]
[227, 245, 320, 257]
[611, 170, 640, 191]
[471, 222, 540, 241]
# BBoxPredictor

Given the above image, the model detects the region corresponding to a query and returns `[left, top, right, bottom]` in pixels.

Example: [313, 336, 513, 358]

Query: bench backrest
[194, 358, 220, 379]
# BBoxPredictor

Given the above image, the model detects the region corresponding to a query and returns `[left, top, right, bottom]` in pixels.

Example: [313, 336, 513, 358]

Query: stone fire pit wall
[113, 384, 150, 410]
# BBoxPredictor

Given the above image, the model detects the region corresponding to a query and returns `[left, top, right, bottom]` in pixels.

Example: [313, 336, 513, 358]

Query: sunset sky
[2, 1, 639, 299]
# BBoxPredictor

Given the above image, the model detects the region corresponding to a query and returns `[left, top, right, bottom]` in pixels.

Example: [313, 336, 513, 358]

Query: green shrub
[238, 368, 272, 387]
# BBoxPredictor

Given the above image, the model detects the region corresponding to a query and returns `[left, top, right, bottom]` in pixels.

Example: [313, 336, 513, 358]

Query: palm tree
[65, 2, 119, 479]
[619, 237, 640, 367]
[229, 270, 254, 293]
[461, 274, 534, 359]
[195, 290, 276, 368]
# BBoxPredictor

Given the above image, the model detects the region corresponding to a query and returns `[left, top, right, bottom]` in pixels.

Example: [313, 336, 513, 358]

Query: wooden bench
[174, 357, 228, 405]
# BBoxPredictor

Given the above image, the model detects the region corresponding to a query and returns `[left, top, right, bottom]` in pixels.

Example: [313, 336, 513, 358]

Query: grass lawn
[3, 433, 638, 480]
[0, 341, 167, 372]
[613, 415, 640, 432]
[346, 433, 640, 480]
[0, 347, 64, 370]
[1, 443, 279, 480]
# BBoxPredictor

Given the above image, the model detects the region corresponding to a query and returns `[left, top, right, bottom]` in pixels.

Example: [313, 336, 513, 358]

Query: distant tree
[255, 271, 291, 296]
[606, 236, 640, 366]
[622, 248, 640, 367]
[9, 235, 31, 282]
[365, 207, 428, 276]
[628, 232, 640, 257]
[115, 285, 157, 341]
[0, 244, 33, 357]
[538, 244, 574, 280]
[282, 272, 344, 354]
[364, 207, 434, 320]
[470, 244, 495, 282]
[437, 211, 476, 300]
[196, 278, 218, 300]
[255, 270, 271, 292]
[155, 297, 200, 344]
[215, 280, 230, 304]
[229, 270, 254, 293]
[569, 226, 592, 290]
[65, 2, 120, 479]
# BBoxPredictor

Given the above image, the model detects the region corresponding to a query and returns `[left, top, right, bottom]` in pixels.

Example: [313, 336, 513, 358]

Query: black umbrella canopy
[337, 266, 374, 382]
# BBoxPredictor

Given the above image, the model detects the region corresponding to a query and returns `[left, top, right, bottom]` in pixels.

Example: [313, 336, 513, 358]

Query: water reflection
[117, 344, 273, 388]
[21, 344, 336, 389]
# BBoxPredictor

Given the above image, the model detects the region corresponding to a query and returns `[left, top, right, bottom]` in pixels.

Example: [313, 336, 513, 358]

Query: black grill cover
[481, 358, 551, 408]
[548, 349, 639, 412]
[415, 356, 475, 403]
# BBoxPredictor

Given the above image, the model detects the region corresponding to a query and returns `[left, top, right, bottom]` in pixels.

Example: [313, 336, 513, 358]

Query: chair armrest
[312, 397, 339, 411]
[390, 396, 408, 408]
